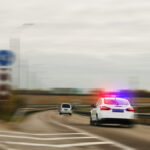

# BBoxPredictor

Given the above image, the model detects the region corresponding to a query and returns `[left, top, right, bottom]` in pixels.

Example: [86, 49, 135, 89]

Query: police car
[90, 97, 135, 127]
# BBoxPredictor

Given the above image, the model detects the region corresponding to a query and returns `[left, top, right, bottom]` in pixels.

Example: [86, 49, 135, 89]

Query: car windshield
[62, 104, 70, 108]
[104, 99, 129, 105]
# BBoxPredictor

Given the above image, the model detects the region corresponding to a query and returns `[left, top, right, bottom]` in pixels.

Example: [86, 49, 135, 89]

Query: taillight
[100, 106, 111, 110]
[126, 107, 134, 112]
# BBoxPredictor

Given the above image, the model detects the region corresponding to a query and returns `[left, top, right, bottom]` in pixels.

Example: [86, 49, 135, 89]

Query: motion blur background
[0, 0, 150, 131]
[0, 1, 150, 150]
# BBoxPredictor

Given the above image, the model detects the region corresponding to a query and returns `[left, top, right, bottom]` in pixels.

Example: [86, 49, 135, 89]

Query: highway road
[0, 110, 150, 150]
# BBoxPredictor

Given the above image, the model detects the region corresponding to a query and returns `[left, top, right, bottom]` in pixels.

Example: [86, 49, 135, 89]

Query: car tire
[59, 113, 62, 115]
[69, 113, 72, 116]
[127, 122, 134, 128]
[90, 116, 94, 125]
[122, 121, 134, 128]
[95, 114, 99, 126]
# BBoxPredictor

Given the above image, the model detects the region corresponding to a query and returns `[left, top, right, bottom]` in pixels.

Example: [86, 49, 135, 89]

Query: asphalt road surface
[0, 110, 150, 150]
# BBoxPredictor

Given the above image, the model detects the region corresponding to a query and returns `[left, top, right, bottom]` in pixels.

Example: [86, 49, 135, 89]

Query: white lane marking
[0, 134, 97, 141]
[0, 130, 85, 136]
[50, 120, 135, 150]
[4, 141, 112, 148]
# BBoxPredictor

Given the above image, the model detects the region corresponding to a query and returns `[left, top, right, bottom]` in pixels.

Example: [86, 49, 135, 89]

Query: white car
[90, 97, 135, 127]
[59, 103, 72, 115]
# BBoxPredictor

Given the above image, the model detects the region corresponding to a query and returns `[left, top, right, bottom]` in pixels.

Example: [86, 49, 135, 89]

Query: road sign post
[0, 50, 15, 101]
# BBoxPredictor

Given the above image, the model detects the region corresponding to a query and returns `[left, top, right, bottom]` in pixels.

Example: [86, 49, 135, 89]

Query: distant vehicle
[90, 97, 135, 127]
[59, 103, 72, 115]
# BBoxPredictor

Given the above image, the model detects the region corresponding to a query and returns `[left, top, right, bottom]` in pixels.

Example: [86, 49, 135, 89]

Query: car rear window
[104, 99, 129, 105]
[62, 104, 71, 108]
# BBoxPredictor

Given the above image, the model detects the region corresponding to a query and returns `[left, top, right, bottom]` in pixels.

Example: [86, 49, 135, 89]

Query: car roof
[61, 103, 71, 105]
[101, 97, 129, 101]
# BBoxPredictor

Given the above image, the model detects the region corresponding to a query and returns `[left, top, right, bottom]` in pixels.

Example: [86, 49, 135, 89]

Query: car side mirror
[91, 104, 96, 108]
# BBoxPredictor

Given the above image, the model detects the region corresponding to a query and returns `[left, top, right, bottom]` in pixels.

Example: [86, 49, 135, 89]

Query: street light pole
[10, 23, 34, 89]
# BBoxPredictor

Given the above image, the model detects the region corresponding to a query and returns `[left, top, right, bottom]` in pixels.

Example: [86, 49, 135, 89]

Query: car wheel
[127, 123, 134, 128]
[122, 122, 134, 128]
[95, 114, 99, 126]
[90, 116, 94, 125]
[69, 113, 72, 116]
[59, 113, 62, 115]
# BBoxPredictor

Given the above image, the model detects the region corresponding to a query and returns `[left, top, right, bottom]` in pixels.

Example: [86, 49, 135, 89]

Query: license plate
[112, 109, 124, 112]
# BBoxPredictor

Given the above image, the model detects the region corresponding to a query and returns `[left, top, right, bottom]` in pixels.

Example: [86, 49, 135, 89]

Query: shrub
[0, 95, 26, 121]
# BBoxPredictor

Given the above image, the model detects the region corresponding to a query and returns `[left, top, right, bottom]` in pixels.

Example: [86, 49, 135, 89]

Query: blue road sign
[0, 50, 15, 66]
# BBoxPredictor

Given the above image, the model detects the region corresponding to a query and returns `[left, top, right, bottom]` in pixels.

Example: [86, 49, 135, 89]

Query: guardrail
[11, 106, 57, 121]
[23, 104, 150, 119]
[12, 103, 150, 120]
[74, 111, 150, 119]
[137, 113, 150, 119]
[11, 105, 150, 125]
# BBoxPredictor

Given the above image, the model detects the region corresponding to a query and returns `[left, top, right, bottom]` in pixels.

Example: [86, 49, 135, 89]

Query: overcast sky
[0, 0, 150, 90]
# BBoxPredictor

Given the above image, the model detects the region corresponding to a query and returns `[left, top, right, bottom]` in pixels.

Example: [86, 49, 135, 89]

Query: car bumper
[98, 118, 134, 124]
[60, 111, 71, 114]
[97, 111, 135, 120]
